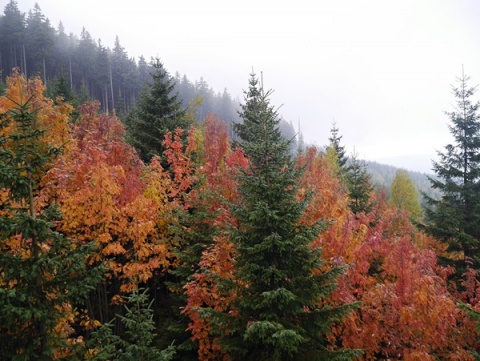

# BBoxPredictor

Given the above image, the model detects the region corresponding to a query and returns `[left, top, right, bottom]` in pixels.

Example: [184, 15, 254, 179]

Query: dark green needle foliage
[159, 191, 219, 361]
[204, 73, 361, 361]
[87, 288, 175, 361]
[424, 71, 480, 281]
[346, 153, 374, 216]
[326, 122, 348, 170]
[125, 57, 189, 164]
[0, 98, 102, 360]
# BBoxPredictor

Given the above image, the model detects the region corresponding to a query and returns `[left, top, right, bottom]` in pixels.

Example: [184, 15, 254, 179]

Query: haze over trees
[1, 2, 480, 361]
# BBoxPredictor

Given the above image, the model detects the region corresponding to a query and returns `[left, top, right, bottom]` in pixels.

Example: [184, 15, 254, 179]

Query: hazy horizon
[11, 0, 480, 173]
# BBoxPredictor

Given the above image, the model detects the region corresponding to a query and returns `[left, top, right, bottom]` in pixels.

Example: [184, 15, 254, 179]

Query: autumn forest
[1, 2, 480, 361]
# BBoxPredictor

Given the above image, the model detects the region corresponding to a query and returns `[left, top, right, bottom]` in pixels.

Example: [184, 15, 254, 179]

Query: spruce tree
[207, 73, 360, 360]
[0, 98, 102, 359]
[160, 192, 217, 361]
[326, 122, 348, 169]
[346, 153, 373, 215]
[88, 288, 176, 361]
[125, 58, 189, 164]
[425, 71, 480, 279]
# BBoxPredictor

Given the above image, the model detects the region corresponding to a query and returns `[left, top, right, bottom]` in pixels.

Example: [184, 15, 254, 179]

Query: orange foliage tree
[295, 146, 479, 360]
[40, 101, 175, 305]
[182, 115, 248, 361]
[0, 72, 102, 358]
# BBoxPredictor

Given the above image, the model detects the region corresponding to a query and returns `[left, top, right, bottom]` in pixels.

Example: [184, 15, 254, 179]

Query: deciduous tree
[390, 169, 423, 221]
[0, 72, 102, 359]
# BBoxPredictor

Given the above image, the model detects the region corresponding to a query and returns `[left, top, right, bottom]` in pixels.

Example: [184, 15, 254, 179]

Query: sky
[11, 0, 480, 173]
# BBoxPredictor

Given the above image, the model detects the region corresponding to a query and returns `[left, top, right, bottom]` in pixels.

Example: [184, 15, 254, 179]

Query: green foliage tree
[125, 58, 188, 163]
[25, 3, 54, 83]
[425, 71, 480, 278]
[88, 288, 176, 361]
[389, 169, 423, 220]
[0, 97, 102, 359]
[326, 121, 348, 169]
[0, 0, 25, 73]
[207, 73, 361, 360]
[46, 71, 75, 105]
[161, 194, 217, 361]
[346, 152, 374, 215]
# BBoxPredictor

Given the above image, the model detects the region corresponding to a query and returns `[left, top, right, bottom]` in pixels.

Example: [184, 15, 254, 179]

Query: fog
[14, 0, 480, 172]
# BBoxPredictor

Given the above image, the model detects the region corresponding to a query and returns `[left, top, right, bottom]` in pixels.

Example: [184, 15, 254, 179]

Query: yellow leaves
[389, 169, 423, 221]
[0, 71, 73, 156]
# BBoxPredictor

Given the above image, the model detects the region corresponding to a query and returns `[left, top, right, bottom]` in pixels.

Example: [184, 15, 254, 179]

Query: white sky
[12, 0, 480, 172]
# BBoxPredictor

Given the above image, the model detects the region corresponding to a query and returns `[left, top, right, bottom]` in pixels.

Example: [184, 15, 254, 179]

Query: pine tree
[87, 288, 176, 361]
[425, 71, 480, 278]
[346, 152, 373, 215]
[0, 95, 102, 359]
[0, 1, 25, 75]
[125, 58, 189, 163]
[163, 192, 217, 361]
[206, 73, 361, 360]
[326, 121, 348, 169]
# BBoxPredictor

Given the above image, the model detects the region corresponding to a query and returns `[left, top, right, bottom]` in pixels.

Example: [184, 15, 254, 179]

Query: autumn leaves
[1, 71, 479, 360]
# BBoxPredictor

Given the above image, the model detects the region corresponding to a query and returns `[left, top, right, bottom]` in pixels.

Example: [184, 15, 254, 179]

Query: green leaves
[0, 72, 102, 359]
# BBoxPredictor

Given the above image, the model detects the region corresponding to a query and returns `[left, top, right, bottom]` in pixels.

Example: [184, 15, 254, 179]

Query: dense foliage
[1, 2, 480, 360]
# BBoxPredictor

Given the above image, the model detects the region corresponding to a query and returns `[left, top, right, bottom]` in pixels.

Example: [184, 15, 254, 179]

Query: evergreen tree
[25, 3, 54, 83]
[326, 121, 348, 169]
[0, 0, 25, 76]
[0, 96, 102, 359]
[425, 71, 480, 278]
[125, 58, 188, 163]
[346, 152, 373, 215]
[46, 70, 75, 104]
[88, 288, 176, 361]
[162, 193, 217, 361]
[206, 73, 360, 360]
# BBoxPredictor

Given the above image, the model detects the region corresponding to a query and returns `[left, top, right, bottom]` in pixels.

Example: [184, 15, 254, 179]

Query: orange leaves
[333, 196, 478, 359]
[40, 101, 175, 292]
[0, 71, 73, 192]
[1, 70, 72, 146]
[181, 116, 246, 361]
[163, 127, 197, 201]
[294, 146, 478, 358]
[297, 147, 357, 263]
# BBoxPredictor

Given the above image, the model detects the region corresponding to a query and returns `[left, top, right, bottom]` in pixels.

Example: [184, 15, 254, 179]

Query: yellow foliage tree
[389, 169, 423, 221]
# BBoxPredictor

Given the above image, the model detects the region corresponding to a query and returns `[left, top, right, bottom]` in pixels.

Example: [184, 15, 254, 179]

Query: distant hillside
[366, 161, 441, 203]
[0, 2, 298, 149]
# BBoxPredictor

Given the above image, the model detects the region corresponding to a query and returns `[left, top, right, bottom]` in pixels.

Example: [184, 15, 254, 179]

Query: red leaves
[40, 102, 173, 292]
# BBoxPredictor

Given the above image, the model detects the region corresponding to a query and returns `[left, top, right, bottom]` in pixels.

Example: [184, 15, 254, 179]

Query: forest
[1, 1, 480, 360]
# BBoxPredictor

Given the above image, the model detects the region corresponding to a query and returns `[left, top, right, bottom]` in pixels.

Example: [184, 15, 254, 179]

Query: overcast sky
[12, 0, 480, 172]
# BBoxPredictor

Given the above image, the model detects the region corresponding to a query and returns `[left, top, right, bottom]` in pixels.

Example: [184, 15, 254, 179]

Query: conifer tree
[163, 192, 217, 361]
[346, 153, 373, 215]
[0, 96, 102, 359]
[206, 73, 360, 360]
[326, 122, 348, 169]
[425, 71, 480, 278]
[125, 58, 189, 163]
[88, 288, 176, 361]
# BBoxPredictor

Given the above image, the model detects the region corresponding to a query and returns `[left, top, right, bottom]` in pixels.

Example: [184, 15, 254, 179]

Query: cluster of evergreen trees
[0, 0, 297, 143]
